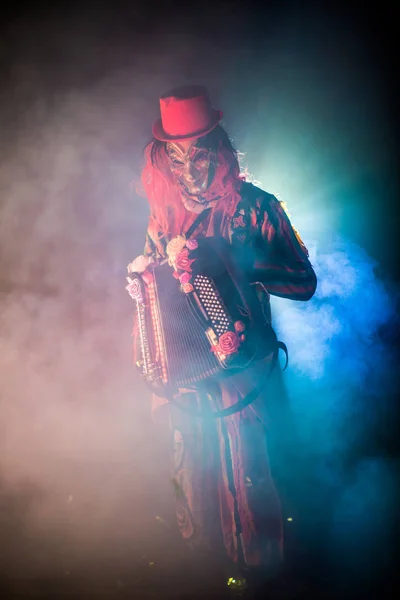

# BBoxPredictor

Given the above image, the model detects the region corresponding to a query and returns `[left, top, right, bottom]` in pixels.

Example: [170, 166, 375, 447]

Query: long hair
[140, 125, 244, 246]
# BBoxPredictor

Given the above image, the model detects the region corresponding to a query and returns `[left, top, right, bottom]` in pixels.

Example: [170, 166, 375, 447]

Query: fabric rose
[181, 282, 194, 294]
[127, 255, 153, 274]
[217, 331, 240, 355]
[179, 272, 192, 284]
[175, 248, 194, 272]
[166, 235, 186, 261]
[186, 239, 198, 250]
[234, 320, 246, 333]
[125, 278, 142, 302]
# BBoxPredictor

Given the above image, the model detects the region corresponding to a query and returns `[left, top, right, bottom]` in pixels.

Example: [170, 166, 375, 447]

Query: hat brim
[152, 109, 223, 142]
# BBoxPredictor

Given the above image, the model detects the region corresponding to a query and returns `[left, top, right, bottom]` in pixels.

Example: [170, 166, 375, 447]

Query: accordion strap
[184, 207, 212, 239]
[165, 341, 288, 420]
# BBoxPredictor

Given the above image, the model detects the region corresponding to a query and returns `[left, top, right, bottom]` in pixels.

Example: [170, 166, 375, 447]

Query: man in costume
[128, 86, 317, 582]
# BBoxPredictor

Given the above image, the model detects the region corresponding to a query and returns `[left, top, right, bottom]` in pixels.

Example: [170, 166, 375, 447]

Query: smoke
[0, 27, 175, 580]
[0, 4, 397, 590]
[269, 236, 398, 583]
[272, 236, 397, 447]
[0, 7, 267, 583]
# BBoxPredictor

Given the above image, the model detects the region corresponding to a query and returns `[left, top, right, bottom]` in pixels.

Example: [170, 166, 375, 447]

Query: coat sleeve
[251, 194, 317, 301]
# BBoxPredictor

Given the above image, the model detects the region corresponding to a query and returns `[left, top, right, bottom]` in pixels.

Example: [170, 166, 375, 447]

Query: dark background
[0, 1, 398, 598]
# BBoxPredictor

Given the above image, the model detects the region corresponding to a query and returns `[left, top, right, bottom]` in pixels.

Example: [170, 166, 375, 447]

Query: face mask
[166, 141, 216, 199]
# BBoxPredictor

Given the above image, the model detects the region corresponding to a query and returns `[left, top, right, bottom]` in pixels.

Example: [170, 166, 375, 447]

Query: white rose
[166, 235, 186, 260]
[127, 255, 153, 274]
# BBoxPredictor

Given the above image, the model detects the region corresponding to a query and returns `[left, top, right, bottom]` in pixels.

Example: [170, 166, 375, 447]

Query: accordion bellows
[128, 237, 277, 394]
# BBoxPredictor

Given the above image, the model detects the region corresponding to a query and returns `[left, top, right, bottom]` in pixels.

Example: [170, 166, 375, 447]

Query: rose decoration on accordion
[166, 236, 201, 294]
[125, 278, 143, 302]
[212, 331, 240, 356]
[127, 254, 153, 274]
[234, 320, 245, 333]
[174, 248, 195, 272]
[185, 239, 198, 251]
[166, 235, 187, 264]
[179, 272, 192, 285]
[211, 323, 247, 357]
[181, 282, 194, 294]
[218, 331, 240, 354]
[126, 255, 154, 301]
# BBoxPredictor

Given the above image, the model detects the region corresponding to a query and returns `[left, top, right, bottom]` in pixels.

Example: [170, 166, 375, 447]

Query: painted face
[166, 141, 216, 198]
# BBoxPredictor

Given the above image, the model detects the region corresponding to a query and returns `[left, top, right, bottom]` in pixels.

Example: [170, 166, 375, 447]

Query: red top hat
[152, 85, 223, 142]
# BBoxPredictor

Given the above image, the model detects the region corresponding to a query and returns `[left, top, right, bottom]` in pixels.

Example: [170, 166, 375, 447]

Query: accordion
[126, 237, 278, 395]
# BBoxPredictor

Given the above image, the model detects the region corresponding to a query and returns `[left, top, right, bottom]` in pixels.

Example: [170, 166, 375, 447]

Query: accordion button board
[193, 274, 230, 336]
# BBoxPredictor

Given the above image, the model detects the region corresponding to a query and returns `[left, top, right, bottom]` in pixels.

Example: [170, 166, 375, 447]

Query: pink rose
[175, 248, 194, 271]
[218, 331, 240, 355]
[186, 239, 198, 250]
[234, 320, 246, 333]
[179, 272, 192, 284]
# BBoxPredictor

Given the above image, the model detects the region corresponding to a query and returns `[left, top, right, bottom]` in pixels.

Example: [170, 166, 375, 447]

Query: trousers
[152, 364, 284, 568]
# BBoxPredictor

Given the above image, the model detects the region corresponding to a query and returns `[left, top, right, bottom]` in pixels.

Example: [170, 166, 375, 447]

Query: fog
[0, 3, 397, 596]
